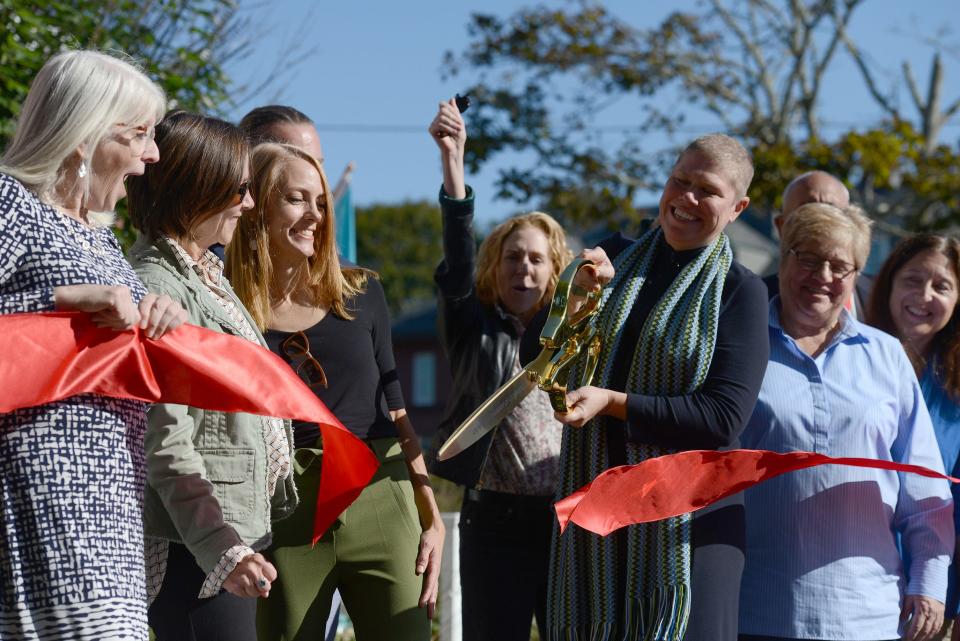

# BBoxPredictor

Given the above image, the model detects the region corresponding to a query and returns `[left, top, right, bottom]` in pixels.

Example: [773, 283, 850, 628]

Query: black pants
[459, 489, 553, 641]
[683, 500, 746, 641]
[149, 542, 257, 641]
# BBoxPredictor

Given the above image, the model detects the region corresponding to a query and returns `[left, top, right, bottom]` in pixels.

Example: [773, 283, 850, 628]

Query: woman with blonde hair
[739, 206, 951, 641]
[0, 50, 187, 640]
[228, 142, 443, 641]
[427, 97, 573, 641]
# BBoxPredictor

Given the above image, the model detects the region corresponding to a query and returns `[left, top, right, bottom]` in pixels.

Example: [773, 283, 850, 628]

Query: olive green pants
[257, 438, 429, 641]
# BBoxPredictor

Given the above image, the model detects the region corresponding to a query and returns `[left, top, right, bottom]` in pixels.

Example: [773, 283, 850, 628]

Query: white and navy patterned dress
[0, 173, 150, 640]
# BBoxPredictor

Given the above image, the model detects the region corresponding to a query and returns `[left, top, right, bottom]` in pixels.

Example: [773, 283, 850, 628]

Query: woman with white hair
[0, 50, 187, 640]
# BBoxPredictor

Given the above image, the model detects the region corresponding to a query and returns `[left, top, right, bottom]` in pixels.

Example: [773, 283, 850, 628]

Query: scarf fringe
[549, 586, 691, 641]
[548, 621, 615, 641]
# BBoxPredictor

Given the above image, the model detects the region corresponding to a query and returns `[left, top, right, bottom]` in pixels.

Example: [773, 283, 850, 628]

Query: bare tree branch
[944, 97, 960, 119]
[711, 0, 777, 116]
[903, 61, 924, 113]
[838, 26, 899, 117]
[802, 0, 861, 140]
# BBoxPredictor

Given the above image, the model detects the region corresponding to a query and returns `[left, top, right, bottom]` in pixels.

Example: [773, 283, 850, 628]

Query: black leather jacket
[428, 187, 520, 488]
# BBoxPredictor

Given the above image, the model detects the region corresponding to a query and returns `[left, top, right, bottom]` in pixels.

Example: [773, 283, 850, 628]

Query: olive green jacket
[128, 235, 298, 573]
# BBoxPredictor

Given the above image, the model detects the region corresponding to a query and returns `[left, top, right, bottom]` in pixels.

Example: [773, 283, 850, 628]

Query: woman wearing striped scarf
[521, 134, 770, 641]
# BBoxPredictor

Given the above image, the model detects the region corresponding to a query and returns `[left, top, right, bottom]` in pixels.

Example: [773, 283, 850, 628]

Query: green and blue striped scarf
[547, 227, 732, 641]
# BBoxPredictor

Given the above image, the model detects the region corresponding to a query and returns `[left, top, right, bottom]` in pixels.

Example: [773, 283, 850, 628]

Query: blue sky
[227, 1, 959, 226]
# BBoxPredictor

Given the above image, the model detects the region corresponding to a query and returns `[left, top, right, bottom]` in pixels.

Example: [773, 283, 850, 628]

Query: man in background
[240, 105, 324, 162]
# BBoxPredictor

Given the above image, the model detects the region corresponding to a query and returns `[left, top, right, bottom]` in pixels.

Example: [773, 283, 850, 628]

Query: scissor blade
[437, 350, 551, 461]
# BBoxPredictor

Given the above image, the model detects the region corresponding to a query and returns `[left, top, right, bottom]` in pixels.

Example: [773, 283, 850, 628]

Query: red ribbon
[555, 448, 960, 536]
[0, 312, 378, 545]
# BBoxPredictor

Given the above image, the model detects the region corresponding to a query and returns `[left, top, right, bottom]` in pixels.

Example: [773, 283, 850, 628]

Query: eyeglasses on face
[280, 330, 328, 389]
[115, 123, 156, 156]
[788, 248, 858, 280]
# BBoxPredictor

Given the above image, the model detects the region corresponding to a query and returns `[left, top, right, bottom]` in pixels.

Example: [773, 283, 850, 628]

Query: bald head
[777, 171, 850, 233]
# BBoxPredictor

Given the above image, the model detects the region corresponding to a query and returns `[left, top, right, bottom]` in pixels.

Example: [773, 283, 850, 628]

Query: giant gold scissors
[437, 258, 602, 461]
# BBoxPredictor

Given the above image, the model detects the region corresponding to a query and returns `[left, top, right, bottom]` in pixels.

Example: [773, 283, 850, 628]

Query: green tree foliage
[0, 0, 250, 245]
[753, 121, 960, 232]
[447, 0, 960, 232]
[0, 0, 244, 143]
[355, 200, 444, 317]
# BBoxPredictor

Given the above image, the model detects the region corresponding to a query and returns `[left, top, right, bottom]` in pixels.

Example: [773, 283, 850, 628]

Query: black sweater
[265, 277, 404, 446]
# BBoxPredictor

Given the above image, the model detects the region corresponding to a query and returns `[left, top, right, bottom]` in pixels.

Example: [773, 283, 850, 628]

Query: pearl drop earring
[77, 162, 87, 179]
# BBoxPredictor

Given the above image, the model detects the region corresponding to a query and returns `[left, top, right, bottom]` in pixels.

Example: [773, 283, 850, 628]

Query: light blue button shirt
[739, 300, 953, 640]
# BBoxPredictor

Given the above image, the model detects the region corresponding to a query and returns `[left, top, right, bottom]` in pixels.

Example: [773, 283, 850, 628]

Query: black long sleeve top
[265, 277, 404, 447]
[520, 232, 769, 459]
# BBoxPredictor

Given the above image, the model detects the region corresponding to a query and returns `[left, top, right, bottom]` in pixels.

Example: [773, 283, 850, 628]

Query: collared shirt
[739, 299, 953, 640]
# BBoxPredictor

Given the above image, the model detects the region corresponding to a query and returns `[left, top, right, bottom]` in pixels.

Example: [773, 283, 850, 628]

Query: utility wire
[316, 121, 960, 135]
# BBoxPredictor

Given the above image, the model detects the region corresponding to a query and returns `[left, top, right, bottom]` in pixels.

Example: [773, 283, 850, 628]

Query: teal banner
[335, 184, 356, 263]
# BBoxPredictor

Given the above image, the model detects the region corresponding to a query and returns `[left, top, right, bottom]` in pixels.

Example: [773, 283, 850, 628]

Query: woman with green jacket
[126, 111, 297, 641]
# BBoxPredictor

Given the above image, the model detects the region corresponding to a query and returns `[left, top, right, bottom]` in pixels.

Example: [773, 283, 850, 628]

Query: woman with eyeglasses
[227, 142, 443, 641]
[126, 111, 297, 641]
[738, 204, 952, 641]
[0, 50, 188, 640]
[867, 234, 960, 638]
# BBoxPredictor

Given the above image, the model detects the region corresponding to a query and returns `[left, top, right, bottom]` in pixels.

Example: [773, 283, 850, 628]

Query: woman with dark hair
[427, 98, 573, 641]
[228, 142, 442, 641]
[868, 234, 960, 632]
[126, 111, 297, 641]
[0, 49, 186, 641]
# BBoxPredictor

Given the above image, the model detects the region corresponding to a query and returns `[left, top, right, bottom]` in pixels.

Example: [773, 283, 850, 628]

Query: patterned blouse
[0, 173, 152, 639]
[478, 311, 562, 496]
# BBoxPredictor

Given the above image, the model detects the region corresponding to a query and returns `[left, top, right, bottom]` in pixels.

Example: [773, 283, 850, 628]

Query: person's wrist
[425, 513, 444, 533]
[441, 146, 463, 163]
[419, 507, 442, 531]
[604, 390, 627, 420]
[423, 495, 443, 523]
[53, 285, 72, 309]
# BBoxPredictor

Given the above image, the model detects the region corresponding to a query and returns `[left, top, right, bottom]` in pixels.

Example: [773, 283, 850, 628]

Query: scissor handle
[540, 258, 601, 351]
[539, 323, 598, 413]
